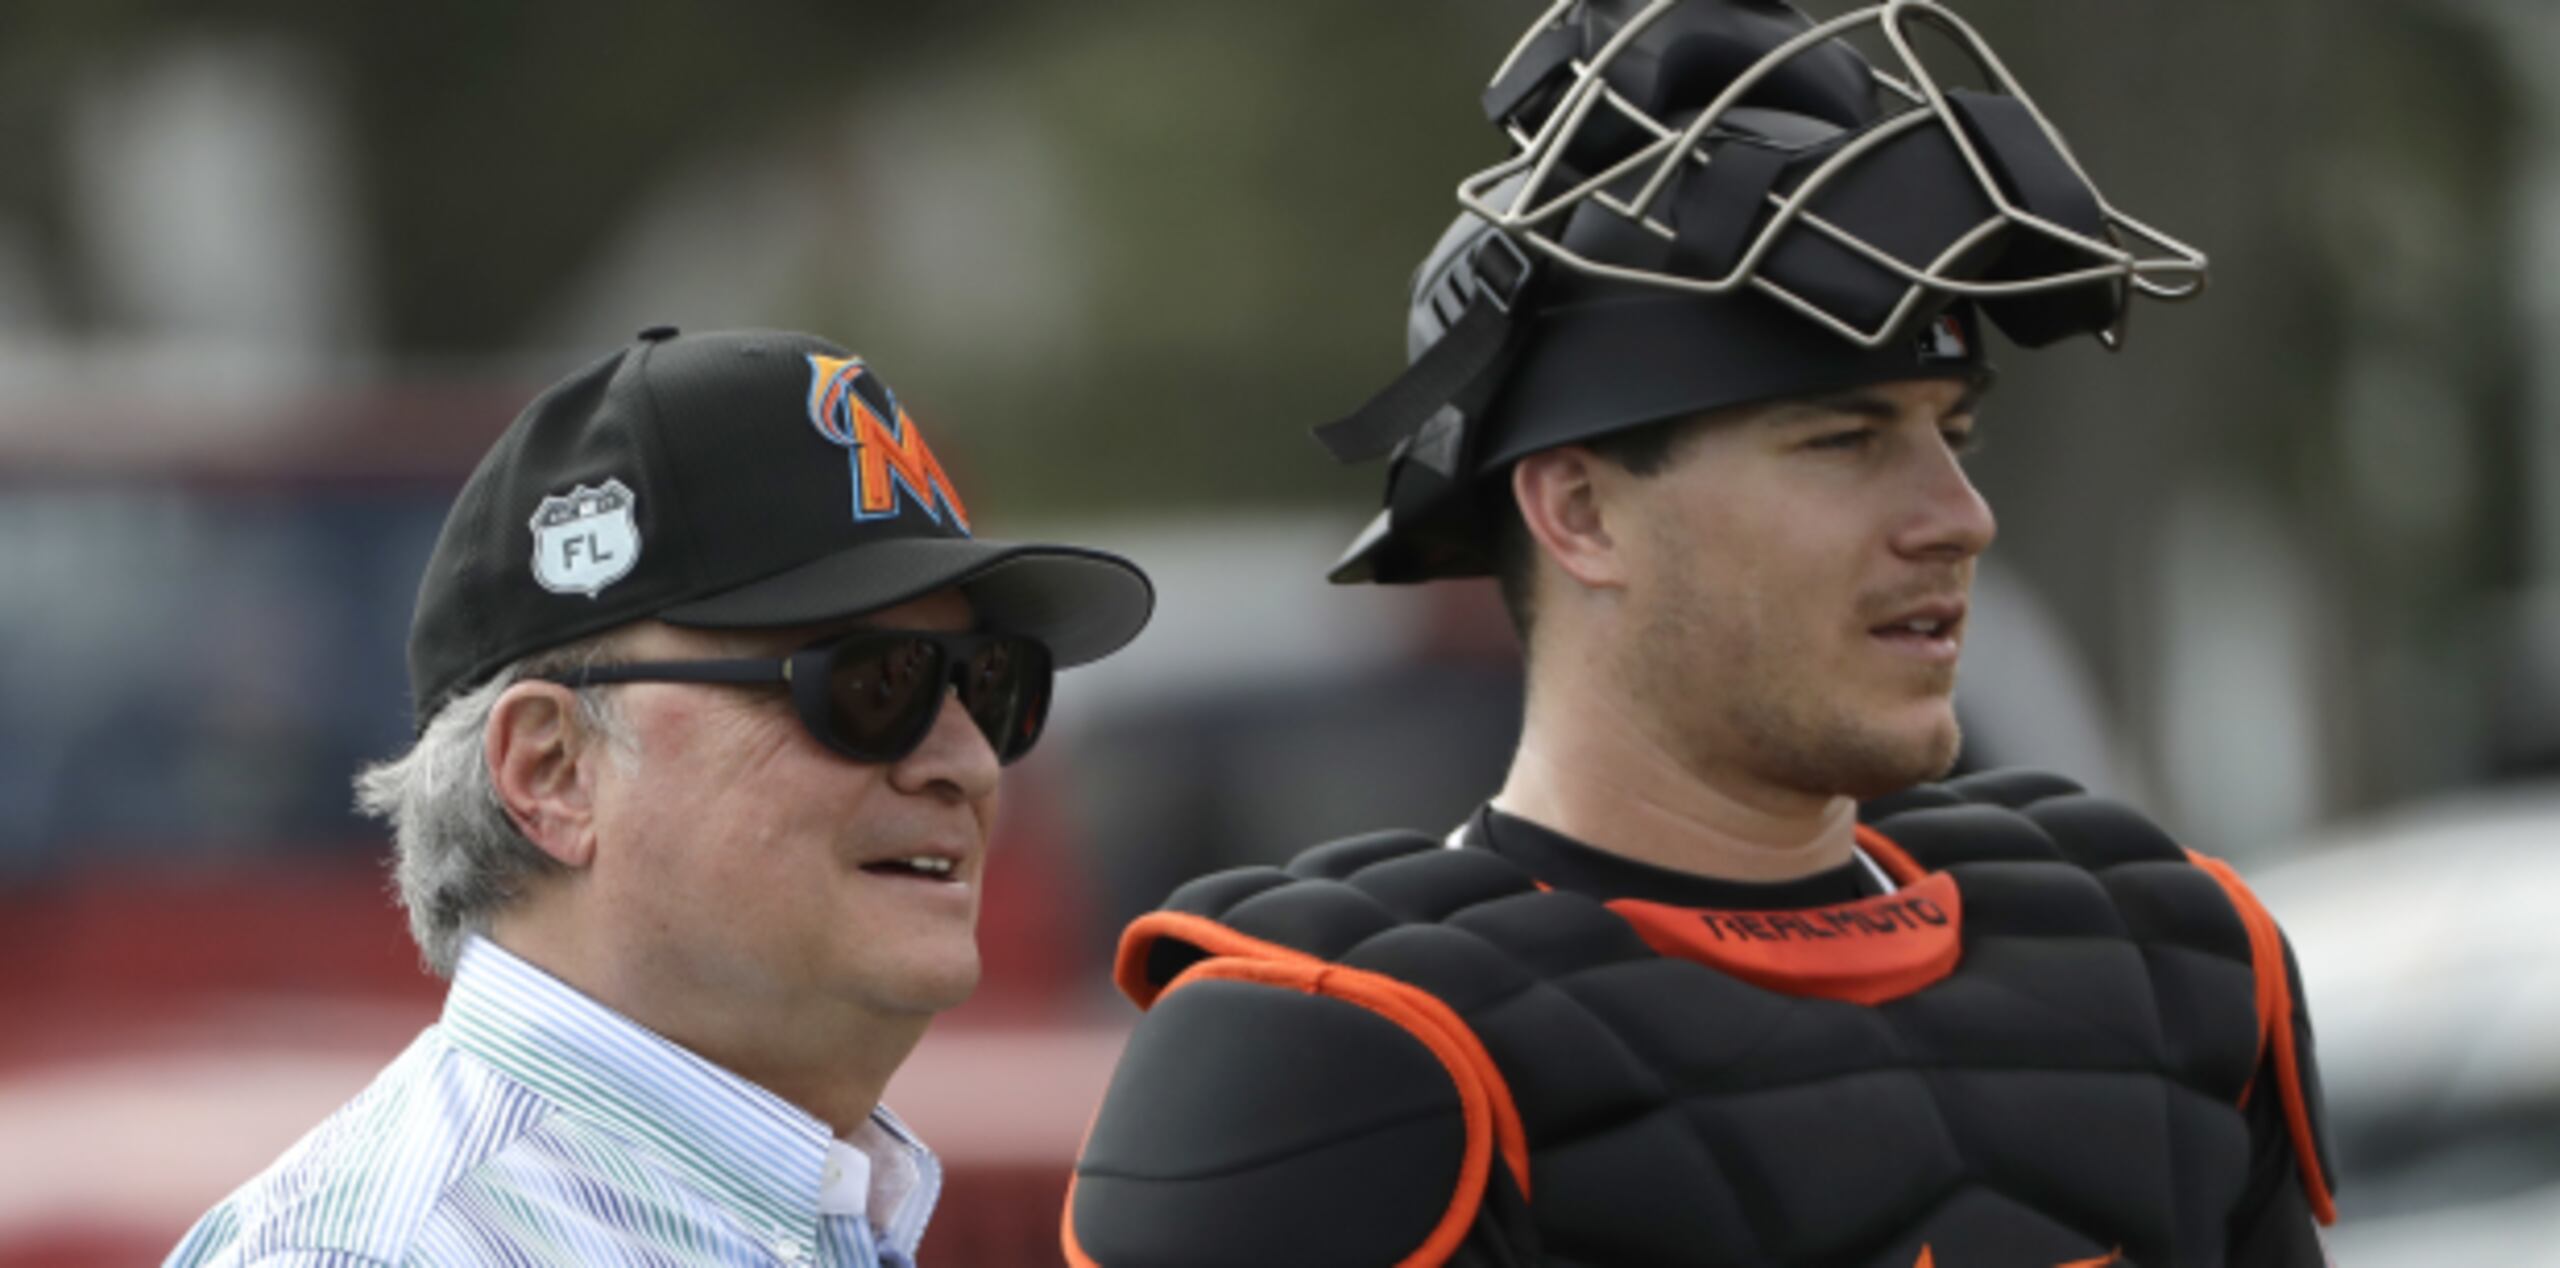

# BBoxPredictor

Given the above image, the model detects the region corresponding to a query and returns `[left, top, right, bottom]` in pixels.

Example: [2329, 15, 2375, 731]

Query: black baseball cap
[406, 326, 1154, 724]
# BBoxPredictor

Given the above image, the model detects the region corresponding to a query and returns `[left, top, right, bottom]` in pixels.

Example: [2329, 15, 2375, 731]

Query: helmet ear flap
[1943, 90, 2127, 348]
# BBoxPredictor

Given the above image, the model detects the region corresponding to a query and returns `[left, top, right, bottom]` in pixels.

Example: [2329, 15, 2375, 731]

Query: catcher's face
[1601, 376, 1994, 800]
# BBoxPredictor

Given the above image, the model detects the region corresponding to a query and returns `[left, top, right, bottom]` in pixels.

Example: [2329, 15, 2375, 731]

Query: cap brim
[655, 537, 1153, 668]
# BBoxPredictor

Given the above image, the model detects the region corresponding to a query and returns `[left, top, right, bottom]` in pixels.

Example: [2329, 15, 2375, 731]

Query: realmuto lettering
[1606, 870, 1967, 1005]
[1698, 895, 1952, 943]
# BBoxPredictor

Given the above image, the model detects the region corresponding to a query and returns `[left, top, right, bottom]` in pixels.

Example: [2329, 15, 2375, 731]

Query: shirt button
[771, 1234, 809, 1264]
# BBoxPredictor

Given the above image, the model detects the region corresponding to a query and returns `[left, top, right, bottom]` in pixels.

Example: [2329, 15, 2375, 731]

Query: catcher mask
[1320, 0, 2207, 584]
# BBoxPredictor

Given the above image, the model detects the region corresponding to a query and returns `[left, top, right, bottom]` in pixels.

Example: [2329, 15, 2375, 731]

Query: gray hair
[357, 635, 637, 977]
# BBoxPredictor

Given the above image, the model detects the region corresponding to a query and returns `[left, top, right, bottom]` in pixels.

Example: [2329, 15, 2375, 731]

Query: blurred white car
[2249, 782, 2560, 1264]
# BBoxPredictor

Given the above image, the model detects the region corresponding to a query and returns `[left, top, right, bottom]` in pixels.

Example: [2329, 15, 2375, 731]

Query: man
[1066, 3, 2334, 1265]
[167, 326, 1153, 1267]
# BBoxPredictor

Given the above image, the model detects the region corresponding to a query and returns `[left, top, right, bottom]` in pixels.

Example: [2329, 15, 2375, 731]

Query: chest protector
[1098, 771, 2334, 1268]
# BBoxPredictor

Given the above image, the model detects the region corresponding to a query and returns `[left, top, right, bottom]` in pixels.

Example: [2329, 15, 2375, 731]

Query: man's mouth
[1868, 601, 1966, 657]
[860, 855, 964, 882]
[1874, 616, 1957, 639]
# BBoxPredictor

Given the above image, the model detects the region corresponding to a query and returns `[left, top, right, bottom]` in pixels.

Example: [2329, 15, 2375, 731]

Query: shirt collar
[1463, 805, 1892, 906]
[815, 1111, 942, 1254]
[846, 1108, 941, 1254]
[442, 936, 940, 1257]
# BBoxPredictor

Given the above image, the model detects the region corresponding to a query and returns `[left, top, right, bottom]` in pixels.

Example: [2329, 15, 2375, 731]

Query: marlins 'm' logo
[805, 354, 971, 533]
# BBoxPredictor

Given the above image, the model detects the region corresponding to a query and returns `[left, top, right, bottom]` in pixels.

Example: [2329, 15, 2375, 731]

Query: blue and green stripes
[164, 938, 938, 1267]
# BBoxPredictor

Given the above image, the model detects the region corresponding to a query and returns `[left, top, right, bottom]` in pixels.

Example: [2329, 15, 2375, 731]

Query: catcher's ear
[1511, 447, 1629, 594]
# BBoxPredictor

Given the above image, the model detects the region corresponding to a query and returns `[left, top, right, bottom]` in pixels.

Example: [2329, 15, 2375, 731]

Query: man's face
[583, 589, 1001, 1027]
[1599, 376, 1994, 800]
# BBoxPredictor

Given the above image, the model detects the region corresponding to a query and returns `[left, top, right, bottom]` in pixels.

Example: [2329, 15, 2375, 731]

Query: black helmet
[1320, 0, 2207, 584]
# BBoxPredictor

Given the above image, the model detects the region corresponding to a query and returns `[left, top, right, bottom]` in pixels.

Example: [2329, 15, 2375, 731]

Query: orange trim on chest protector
[1605, 870, 1964, 1006]
[1916, 1246, 2122, 1267]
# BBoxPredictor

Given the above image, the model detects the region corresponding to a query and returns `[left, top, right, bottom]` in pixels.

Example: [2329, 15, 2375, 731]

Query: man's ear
[1512, 446, 1629, 593]
[487, 682, 601, 868]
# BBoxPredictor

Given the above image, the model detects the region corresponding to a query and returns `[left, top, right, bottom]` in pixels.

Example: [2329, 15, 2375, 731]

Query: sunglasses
[540, 629, 1054, 765]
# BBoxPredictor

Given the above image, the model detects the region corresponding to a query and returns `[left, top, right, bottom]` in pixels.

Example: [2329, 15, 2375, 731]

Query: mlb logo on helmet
[528, 478, 640, 598]
[1917, 312, 1970, 364]
[804, 354, 971, 533]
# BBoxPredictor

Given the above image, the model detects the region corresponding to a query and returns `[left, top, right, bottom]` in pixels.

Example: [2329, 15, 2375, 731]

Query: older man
[168, 326, 1151, 1268]
[1066, 3, 2334, 1266]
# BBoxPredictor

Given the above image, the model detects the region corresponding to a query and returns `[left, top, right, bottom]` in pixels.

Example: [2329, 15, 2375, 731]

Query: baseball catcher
[1066, 2, 2334, 1265]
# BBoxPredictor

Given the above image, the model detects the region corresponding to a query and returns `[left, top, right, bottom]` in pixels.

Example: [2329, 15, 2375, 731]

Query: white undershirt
[1851, 845, 1899, 894]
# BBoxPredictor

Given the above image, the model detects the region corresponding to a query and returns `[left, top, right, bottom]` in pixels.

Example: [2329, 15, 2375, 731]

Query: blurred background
[0, 1, 2553, 1263]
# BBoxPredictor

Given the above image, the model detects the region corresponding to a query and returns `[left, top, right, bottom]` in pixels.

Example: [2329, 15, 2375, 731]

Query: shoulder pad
[1861, 767, 2087, 821]
[1119, 833, 1542, 1003]
[2187, 854, 2341, 1226]
[1288, 828, 1454, 881]
[1152, 830, 1446, 922]
[1877, 772, 2338, 1224]
[1067, 961, 1524, 1266]
[1861, 768, 2192, 875]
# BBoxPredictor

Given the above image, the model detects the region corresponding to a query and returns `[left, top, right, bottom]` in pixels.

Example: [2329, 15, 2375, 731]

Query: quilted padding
[1135, 772, 2271, 1268]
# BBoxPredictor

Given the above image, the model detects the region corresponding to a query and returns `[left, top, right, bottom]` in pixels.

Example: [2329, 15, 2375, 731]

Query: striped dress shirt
[165, 937, 941, 1267]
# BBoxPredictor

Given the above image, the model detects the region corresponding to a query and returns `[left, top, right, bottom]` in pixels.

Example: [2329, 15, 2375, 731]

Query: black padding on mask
[1484, 25, 1582, 128]
[1611, 0, 1876, 128]
[1563, 0, 1874, 180]
[1670, 139, 1794, 279]
[1945, 89, 2125, 347]
[1757, 122, 2000, 336]
[1559, 191, 1677, 276]
[1558, 104, 1661, 183]
[1718, 103, 1851, 150]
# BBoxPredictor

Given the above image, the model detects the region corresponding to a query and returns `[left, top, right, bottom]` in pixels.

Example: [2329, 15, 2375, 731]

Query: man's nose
[889, 686, 1002, 802]
[1894, 445, 1998, 562]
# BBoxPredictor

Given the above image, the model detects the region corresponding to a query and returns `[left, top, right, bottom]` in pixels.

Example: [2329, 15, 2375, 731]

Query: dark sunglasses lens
[822, 637, 947, 758]
[957, 638, 1051, 762]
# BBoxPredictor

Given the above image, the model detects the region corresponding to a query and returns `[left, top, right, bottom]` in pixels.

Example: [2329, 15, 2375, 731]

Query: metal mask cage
[1456, 0, 2208, 349]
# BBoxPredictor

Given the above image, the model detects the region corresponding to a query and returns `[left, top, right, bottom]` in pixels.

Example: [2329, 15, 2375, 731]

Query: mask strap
[1312, 234, 1536, 466]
